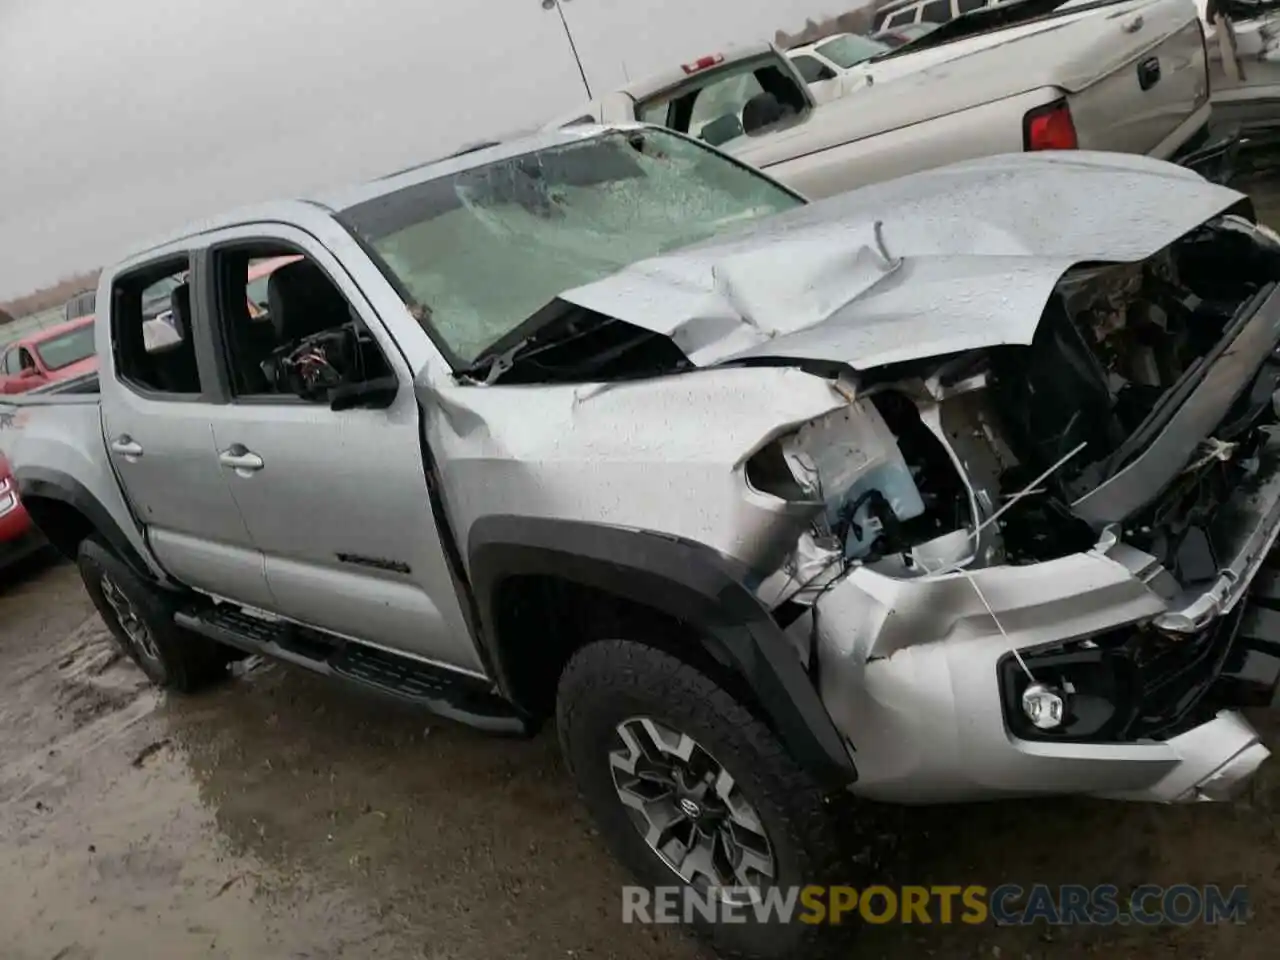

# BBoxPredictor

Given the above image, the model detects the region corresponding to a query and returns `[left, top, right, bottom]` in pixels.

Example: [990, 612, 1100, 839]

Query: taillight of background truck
[1022, 99, 1078, 151]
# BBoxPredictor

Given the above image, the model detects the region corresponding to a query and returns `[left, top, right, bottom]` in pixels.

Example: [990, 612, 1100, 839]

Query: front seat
[149, 284, 201, 393]
[266, 259, 352, 345]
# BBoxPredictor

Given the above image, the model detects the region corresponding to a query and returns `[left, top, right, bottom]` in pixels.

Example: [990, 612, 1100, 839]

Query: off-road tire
[556, 637, 863, 960]
[77, 536, 232, 692]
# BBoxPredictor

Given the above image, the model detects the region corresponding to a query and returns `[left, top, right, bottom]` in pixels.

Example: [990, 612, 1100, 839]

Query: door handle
[1137, 56, 1161, 91]
[110, 436, 144, 458]
[218, 446, 264, 473]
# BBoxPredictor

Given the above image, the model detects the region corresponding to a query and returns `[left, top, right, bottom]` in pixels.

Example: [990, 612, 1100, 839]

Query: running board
[174, 605, 529, 735]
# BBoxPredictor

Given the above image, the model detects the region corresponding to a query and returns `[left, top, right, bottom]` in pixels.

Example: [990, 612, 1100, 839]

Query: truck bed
[734, 0, 1208, 170]
[0, 379, 150, 576]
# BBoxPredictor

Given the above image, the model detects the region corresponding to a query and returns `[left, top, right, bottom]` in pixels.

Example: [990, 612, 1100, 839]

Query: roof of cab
[120, 126, 640, 263]
[122, 124, 630, 263]
[608, 40, 777, 100]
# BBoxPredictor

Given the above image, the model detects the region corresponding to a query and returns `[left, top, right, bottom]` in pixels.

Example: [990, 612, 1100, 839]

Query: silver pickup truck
[544, 0, 1229, 198]
[4, 127, 1280, 958]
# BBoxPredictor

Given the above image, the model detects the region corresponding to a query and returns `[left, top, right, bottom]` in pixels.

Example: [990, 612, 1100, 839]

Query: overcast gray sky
[0, 0, 849, 300]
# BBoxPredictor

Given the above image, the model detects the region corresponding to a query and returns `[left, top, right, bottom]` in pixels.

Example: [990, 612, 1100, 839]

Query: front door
[195, 224, 485, 677]
[101, 254, 275, 609]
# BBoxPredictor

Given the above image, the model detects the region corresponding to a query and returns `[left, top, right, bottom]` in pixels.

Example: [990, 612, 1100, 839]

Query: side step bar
[175, 605, 530, 736]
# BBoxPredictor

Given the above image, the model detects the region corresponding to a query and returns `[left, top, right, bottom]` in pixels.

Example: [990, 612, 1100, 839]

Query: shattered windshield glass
[338, 129, 802, 365]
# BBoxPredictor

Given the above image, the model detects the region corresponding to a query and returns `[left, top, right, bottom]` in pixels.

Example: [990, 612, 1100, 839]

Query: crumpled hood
[556, 152, 1246, 371]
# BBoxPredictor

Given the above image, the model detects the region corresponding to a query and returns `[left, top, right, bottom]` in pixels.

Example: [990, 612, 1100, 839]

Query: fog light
[1021, 682, 1067, 730]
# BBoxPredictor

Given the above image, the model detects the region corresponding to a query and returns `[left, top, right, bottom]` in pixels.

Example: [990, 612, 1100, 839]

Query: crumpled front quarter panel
[422, 366, 849, 574]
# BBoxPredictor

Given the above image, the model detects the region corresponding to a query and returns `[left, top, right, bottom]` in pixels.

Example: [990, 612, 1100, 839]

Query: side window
[886, 9, 918, 27]
[921, 0, 952, 21]
[958, 0, 986, 12]
[1, 349, 14, 375]
[112, 258, 202, 396]
[637, 58, 809, 145]
[18, 348, 37, 372]
[791, 55, 837, 84]
[210, 244, 395, 405]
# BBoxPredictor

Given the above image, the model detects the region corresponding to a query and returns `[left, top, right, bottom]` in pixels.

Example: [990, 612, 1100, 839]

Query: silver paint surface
[557, 150, 1243, 370]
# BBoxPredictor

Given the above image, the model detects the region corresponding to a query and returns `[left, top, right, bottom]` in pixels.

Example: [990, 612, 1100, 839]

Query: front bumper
[808, 475, 1280, 805]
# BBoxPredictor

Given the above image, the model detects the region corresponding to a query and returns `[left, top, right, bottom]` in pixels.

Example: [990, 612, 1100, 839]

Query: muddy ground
[3, 555, 1279, 960]
[6, 166, 1280, 960]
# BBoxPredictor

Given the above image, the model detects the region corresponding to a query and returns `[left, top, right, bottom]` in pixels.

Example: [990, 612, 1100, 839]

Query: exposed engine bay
[752, 215, 1280, 609]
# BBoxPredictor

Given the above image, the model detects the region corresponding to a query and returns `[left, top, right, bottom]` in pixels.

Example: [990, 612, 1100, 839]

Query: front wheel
[556, 638, 862, 960]
[77, 536, 232, 692]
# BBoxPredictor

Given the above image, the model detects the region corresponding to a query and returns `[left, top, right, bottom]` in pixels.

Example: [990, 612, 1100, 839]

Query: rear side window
[636, 55, 809, 143]
[111, 257, 203, 396]
[958, 0, 986, 11]
[886, 8, 919, 27]
[921, 0, 954, 22]
[791, 54, 836, 83]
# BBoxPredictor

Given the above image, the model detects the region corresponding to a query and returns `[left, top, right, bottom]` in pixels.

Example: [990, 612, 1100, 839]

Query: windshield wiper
[460, 304, 688, 385]
[458, 301, 578, 383]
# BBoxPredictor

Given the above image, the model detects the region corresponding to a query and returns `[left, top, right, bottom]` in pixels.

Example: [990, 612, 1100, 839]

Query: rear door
[100, 253, 275, 609]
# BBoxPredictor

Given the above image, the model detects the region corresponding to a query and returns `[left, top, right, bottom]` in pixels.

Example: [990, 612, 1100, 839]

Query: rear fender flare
[15, 466, 152, 579]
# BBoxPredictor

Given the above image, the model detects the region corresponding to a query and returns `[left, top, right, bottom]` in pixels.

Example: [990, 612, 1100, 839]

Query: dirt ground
[0, 549, 1276, 960]
[5, 165, 1280, 960]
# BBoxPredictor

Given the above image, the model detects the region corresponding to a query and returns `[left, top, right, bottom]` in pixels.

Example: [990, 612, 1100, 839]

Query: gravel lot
[2, 163, 1280, 960]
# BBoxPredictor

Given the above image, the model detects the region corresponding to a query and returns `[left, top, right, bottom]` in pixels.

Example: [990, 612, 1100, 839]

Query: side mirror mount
[329, 376, 399, 411]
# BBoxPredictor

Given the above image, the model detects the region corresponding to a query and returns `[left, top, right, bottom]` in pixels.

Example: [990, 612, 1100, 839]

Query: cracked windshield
[344, 130, 800, 363]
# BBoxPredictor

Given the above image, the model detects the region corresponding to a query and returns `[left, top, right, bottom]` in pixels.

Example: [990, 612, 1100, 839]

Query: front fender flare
[468, 515, 857, 788]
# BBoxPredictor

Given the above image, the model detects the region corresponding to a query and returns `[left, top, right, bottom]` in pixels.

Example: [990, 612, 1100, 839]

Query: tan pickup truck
[545, 0, 1226, 199]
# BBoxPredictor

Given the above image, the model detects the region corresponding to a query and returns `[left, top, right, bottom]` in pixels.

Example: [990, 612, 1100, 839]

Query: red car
[0, 315, 97, 395]
[0, 453, 42, 566]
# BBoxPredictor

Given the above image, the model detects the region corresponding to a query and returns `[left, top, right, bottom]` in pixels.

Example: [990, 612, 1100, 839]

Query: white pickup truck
[545, 0, 1225, 199]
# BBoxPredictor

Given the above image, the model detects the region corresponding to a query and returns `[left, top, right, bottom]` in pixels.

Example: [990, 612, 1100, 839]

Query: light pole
[542, 0, 593, 99]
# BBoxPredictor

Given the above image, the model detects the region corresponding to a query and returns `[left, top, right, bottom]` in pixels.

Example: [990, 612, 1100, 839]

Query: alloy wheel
[609, 716, 776, 903]
[99, 573, 162, 665]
